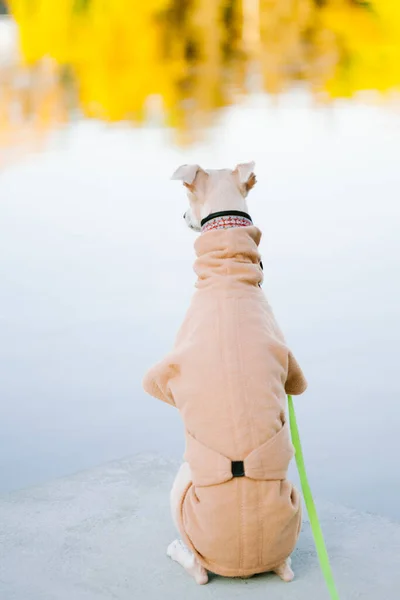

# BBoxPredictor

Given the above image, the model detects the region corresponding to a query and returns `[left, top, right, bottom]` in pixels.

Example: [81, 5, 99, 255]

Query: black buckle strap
[231, 460, 245, 477]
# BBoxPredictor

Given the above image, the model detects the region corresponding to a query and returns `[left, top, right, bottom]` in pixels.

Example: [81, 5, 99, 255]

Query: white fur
[171, 162, 256, 232]
[236, 161, 255, 183]
[171, 164, 200, 185]
[167, 539, 208, 585]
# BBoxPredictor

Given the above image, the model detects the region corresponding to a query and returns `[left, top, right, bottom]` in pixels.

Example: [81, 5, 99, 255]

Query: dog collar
[201, 210, 253, 233]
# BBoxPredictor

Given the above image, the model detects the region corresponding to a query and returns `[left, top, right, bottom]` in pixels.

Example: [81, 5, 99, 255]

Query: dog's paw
[167, 539, 208, 585]
[273, 558, 294, 582]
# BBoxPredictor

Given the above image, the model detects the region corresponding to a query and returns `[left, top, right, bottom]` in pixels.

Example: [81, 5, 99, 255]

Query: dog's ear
[234, 161, 256, 192]
[171, 164, 202, 190]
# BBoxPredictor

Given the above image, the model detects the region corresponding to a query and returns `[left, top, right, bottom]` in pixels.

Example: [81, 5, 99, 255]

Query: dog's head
[171, 162, 257, 232]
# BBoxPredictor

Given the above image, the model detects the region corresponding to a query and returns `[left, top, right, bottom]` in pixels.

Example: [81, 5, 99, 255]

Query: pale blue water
[0, 99, 399, 520]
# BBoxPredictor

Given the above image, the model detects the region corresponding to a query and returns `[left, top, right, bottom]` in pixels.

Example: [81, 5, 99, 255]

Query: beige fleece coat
[143, 226, 307, 577]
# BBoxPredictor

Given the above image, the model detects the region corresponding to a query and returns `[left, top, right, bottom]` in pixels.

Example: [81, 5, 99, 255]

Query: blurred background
[0, 1, 399, 520]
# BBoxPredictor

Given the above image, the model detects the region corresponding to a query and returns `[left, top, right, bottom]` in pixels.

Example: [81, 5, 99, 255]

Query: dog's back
[144, 225, 307, 577]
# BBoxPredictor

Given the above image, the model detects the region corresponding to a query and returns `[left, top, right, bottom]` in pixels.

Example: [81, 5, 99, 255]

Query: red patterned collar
[201, 211, 252, 233]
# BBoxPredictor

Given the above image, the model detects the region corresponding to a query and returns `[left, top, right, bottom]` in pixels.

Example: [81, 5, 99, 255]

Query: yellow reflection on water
[1, 0, 400, 164]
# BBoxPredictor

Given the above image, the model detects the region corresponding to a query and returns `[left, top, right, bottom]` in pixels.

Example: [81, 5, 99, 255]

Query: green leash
[288, 395, 340, 600]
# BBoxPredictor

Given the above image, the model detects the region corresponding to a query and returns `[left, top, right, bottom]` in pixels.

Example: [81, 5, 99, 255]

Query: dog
[143, 162, 307, 585]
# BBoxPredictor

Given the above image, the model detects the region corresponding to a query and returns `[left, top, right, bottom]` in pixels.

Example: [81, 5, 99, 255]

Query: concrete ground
[0, 455, 399, 600]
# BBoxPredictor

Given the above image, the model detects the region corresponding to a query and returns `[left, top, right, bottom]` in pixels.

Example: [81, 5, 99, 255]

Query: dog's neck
[201, 211, 252, 234]
[194, 225, 263, 289]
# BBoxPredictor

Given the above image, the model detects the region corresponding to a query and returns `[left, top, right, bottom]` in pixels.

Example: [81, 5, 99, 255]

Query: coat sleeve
[285, 350, 307, 396]
[142, 358, 179, 407]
